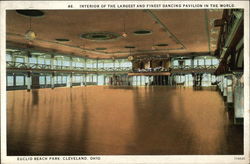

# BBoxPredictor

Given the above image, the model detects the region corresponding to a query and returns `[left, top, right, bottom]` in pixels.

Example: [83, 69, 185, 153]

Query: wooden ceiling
[6, 9, 223, 59]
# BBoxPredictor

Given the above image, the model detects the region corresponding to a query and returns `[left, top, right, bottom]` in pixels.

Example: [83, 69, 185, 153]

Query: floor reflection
[7, 86, 243, 155]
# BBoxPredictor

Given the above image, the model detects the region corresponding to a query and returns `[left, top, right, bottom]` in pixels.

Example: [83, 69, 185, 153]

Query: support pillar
[80, 74, 84, 86]
[223, 76, 227, 97]
[70, 57, 73, 70]
[234, 74, 244, 124]
[51, 54, 54, 70]
[27, 71, 31, 91]
[70, 73, 73, 87]
[227, 75, 234, 110]
[191, 57, 194, 69]
[51, 72, 55, 89]
[84, 74, 87, 86]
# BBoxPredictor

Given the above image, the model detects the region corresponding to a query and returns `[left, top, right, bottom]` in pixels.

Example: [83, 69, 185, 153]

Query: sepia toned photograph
[5, 8, 244, 156]
[1, 1, 249, 163]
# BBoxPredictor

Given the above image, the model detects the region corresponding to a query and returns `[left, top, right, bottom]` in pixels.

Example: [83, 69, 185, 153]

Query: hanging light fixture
[151, 45, 156, 50]
[151, 37, 155, 50]
[25, 16, 37, 41]
[128, 48, 134, 61]
[122, 12, 128, 38]
[151, 25, 156, 50]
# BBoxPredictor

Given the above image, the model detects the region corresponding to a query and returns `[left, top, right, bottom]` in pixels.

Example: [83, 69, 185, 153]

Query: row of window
[172, 58, 219, 66]
[6, 54, 132, 68]
[7, 76, 25, 86]
[174, 74, 217, 86]
[132, 76, 151, 86]
[6, 74, 119, 86]
[7, 73, 218, 87]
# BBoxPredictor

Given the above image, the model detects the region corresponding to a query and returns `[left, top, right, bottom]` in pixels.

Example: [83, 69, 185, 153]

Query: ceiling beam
[145, 10, 186, 50]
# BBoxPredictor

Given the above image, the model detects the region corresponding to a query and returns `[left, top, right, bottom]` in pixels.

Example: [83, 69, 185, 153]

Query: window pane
[212, 59, 219, 66]
[73, 76, 81, 83]
[16, 57, 24, 63]
[97, 75, 104, 85]
[57, 76, 62, 84]
[98, 62, 104, 68]
[114, 61, 119, 68]
[62, 76, 67, 83]
[205, 59, 212, 65]
[132, 76, 137, 86]
[104, 63, 113, 68]
[7, 76, 14, 86]
[16, 76, 24, 86]
[57, 60, 62, 66]
[198, 59, 204, 65]
[120, 61, 132, 67]
[45, 59, 51, 65]
[46, 76, 51, 84]
[63, 61, 70, 66]
[185, 59, 191, 66]
[29, 57, 37, 64]
[173, 60, 178, 66]
[92, 62, 97, 68]
[38, 58, 45, 64]
[39, 76, 45, 85]
[86, 75, 92, 82]
[6, 54, 12, 61]
[86, 63, 92, 68]
[93, 75, 97, 82]
[76, 62, 83, 67]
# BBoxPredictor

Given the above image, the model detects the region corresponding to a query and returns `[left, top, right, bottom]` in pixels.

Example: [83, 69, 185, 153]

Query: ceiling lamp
[151, 25, 156, 50]
[25, 30, 36, 41]
[128, 55, 134, 61]
[122, 13, 127, 38]
[25, 17, 36, 41]
[127, 48, 134, 61]
[122, 32, 128, 38]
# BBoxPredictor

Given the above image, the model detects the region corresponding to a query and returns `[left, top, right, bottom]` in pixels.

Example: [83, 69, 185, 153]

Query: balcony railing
[171, 65, 218, 70]
[6, 61, 218, 74]
[6, 61, 132, 72]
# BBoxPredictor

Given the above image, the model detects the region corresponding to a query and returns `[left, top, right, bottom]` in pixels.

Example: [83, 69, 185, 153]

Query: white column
[51, 73, 55, 89]
[80, 74, 84, 86]
[84, 74, 87, 86]
[227, 76, 233, 103]
[223, 76, 227, 97]
[27, 72, 31, 90]
[51, 55, 54, 70]
[234, 74, 244, 124]
[70, 57, 73, 70]
[70, 73, 73, 87]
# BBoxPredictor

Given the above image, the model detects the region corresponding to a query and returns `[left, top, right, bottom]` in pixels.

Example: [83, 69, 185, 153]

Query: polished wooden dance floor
[7, 86, 243, 155]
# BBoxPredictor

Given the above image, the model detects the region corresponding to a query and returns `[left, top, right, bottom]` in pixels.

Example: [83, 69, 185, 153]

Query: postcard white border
[0, 1, 249, 164]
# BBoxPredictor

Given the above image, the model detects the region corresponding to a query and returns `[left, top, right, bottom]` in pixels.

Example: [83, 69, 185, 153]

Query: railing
[171, 65, 218, 73]
[171, 65, 218, 70]
[6, 61, 132, 72]
[132, 67, 170, 73]
[6, 61, 218, 74]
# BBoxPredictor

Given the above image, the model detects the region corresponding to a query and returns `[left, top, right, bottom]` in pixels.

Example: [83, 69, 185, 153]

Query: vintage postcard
[0, 1, 249, 163]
